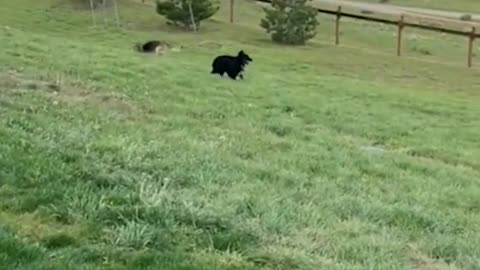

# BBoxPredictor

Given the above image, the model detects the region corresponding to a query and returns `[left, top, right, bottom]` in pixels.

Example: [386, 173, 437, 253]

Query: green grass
[1, 0, 480, 269]
[347, 0, 480, 14]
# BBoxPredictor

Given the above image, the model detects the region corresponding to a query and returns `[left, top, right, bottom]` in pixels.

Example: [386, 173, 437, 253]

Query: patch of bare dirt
[407, 243, 458, 270]
[0, 70, 141, 119]
[196, 40, 224, 50]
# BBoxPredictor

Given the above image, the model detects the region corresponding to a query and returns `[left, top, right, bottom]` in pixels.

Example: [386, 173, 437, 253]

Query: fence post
[468, 26, 476, 68]
[230, 0, 234, 23]
[335, 6, 342, 45]
[188, 1, 197, 32]
[89, 0, 96, 27]
[113, 0, 120, 27]
[397, 14, 405, 56]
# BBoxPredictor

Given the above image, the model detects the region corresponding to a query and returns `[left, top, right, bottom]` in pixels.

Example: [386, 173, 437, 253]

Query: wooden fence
[229, 0, 479, 68]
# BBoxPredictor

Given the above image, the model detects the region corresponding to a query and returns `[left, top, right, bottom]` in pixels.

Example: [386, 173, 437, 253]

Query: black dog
[211, 50, 253, 80]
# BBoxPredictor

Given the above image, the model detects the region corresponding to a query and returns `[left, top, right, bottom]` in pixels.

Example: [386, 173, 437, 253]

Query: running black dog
[211, 50, 253, 80]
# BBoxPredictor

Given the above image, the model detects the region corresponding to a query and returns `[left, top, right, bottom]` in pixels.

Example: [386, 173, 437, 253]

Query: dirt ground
[314, 0, 480, 21]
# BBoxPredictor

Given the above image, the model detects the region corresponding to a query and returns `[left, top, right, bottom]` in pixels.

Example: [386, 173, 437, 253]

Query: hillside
[1, 0, 480, 270]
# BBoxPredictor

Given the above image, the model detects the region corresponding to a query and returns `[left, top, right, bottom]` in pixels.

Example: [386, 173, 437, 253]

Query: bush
[260, 0, 319, 45]
[156, 0, 220, 31]
[460, 14, 472, 21]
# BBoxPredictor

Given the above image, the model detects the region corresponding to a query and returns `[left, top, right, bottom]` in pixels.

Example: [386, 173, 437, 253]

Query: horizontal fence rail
[250, 0, 479, 67]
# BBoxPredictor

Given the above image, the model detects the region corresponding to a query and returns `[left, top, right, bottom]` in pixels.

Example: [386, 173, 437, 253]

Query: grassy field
[1, 0, 480, 269]
[347, 0, 480, 14]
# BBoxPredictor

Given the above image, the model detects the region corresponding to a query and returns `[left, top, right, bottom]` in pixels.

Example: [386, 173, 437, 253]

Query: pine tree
[260, 0, 319, 45]
[156, 0, 220, 31]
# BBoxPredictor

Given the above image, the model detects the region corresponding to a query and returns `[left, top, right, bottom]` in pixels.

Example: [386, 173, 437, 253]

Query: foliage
[260, 0, 319, 45]
[156, 0, 220, 30]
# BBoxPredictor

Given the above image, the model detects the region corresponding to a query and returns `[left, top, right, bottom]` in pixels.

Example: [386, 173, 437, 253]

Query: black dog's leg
[239, 70, 245, 80]
[227, 71, 238, 80]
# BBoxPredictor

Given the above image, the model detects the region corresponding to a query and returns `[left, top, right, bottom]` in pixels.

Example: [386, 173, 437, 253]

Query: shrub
[460, 14, 472, 21]
[156, 0, 220, 30]
[260, 0, 319, 45]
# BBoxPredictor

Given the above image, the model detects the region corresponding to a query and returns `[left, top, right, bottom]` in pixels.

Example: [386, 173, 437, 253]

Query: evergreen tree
[156, 0, 220, 30]
[260, 0, 319, 45]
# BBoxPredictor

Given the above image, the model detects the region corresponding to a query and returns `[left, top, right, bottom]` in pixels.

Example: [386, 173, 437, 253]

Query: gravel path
[314, 0, 480, 21]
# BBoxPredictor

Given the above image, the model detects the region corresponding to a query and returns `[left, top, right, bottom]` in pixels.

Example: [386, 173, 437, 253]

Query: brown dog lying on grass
[135, 40, 170, 55]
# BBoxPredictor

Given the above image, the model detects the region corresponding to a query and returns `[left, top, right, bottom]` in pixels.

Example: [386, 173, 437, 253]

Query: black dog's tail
[210, 58, 219, 74]
[211, 66, 219, 74]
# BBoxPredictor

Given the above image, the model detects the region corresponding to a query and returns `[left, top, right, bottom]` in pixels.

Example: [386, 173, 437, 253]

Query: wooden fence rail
[231, 0, 478, 68]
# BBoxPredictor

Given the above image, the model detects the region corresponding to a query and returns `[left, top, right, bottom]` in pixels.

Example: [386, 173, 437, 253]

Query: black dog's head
[237, 50, 253, 65]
